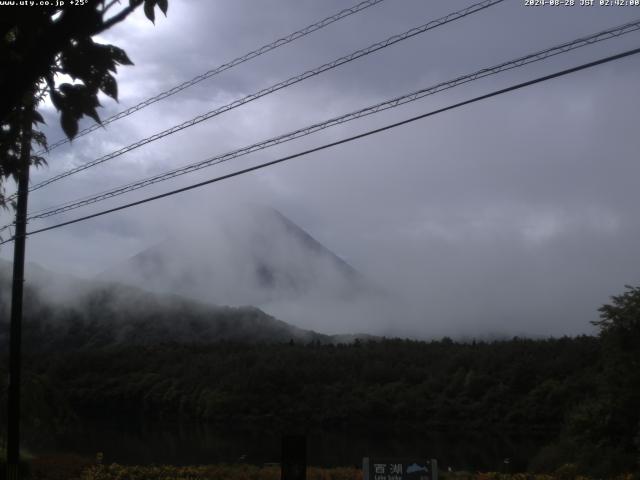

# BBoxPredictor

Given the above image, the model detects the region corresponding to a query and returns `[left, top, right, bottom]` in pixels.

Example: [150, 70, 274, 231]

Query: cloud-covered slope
[0, 259, 332, 352]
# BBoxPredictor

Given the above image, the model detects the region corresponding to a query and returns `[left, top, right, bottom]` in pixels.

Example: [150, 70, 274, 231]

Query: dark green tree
[558, 285, 640, 475]
[593, 285, 640, 471]
[0, 0, 169, 209]
[594, 285, 640, 335]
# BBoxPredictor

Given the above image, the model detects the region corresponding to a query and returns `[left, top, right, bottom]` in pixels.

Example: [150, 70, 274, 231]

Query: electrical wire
[38, 0, 389, 154]
[25, 18, 640, 221]
[2, 45, 637, 246]
[25, 0, 504, 194]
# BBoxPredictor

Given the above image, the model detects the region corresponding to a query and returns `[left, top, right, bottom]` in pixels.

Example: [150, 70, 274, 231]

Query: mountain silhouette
[98, 205, 373, 311]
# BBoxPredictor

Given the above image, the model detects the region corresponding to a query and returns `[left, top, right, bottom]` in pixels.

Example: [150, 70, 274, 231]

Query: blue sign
[363, 458, 438, 480]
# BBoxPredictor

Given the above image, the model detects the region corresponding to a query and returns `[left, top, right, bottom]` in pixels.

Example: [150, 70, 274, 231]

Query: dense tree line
[28, 337, 598, 431]
[0, 335, 620, 472]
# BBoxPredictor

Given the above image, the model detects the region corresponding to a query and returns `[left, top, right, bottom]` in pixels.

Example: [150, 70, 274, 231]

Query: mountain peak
[98, 205, 369, 312]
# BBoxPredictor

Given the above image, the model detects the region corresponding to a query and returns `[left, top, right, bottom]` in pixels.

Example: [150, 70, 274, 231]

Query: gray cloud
[2, 0, 640, 337]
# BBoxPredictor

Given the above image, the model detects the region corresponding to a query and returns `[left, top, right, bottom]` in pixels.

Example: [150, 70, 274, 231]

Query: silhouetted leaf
[100, 73, 118, 101]
[32, 130, 48, 149]
[144, 0, 155, 23]
[60, 111, 78, 139]
[157, 0, 168, 15]
[31, 110, 45, 124]
[50, 90, 63, 111]
[85, 106, 101, 124]
[59, 83, 75, 96]
[109, 45, 133, 66]
[30, 155, 47, 167]
[90, 42, 118, 73]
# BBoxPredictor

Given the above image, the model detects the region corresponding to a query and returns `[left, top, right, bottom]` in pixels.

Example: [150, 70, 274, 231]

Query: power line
[25, 0, 504, 194]
[26, 18, 640, 221]
[37, 0, 388, 155]
[2, 45, 638, 246]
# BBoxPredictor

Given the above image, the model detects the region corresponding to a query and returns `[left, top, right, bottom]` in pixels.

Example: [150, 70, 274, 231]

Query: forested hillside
[0, 260, 333, 350]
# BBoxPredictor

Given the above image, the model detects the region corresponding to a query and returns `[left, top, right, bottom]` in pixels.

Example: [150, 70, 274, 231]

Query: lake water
[25, 421, 550, 472]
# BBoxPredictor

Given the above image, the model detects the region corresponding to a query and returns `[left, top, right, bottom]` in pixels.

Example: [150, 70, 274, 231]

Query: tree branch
[102, 0, 122, 15]
[100, 0, 143, 32]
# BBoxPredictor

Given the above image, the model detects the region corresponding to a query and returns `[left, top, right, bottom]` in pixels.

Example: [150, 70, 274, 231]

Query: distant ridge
[0, 259, 376, 352]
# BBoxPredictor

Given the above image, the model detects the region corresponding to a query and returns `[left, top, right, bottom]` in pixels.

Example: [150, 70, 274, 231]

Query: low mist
[61, 199, 635, 340]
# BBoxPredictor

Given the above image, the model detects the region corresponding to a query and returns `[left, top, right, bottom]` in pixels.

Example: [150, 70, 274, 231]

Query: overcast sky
[2, 0, 640, 338]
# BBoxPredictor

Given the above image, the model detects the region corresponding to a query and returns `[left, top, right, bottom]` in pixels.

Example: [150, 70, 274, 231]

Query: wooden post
[281, 435, 306, 480]
[6, 103, 32, 480]
[363, 457, 370, 480]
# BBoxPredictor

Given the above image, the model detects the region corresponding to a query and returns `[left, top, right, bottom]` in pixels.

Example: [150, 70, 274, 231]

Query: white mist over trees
[96, 203, 397, 335]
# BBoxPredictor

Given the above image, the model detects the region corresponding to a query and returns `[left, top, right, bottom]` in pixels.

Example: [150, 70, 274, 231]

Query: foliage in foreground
[33, 462, 638, 480]
[1, 0, 170, 212]
[20, 454, 640, 480]
[42, 463, 360, 480]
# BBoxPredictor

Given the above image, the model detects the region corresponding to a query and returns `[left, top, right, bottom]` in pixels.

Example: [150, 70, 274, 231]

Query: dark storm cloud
[2, 0, 640, 336]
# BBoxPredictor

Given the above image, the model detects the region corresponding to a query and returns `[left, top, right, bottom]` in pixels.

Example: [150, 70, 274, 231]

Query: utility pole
[6, 102, 32, 480]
